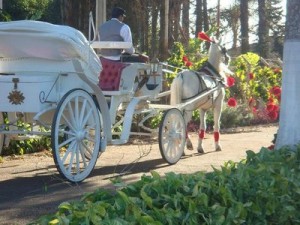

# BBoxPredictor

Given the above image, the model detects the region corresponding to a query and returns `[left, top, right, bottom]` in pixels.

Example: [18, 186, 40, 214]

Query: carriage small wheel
[51, 89, 102, 183]
[159, 108, 186, 164]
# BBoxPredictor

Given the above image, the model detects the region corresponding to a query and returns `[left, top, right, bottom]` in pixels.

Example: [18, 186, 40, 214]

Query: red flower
[185, 61, 193, 67]
[227, 76, 235, 87]
[272, 104, 279, 112]
[182, 55, 188, 62]
[266, 103, 275, 112]
[252, 107, 257, 114]
[272, 86, 281, 96]
[227, 97, 237, 107]
[268, 144, 275, 150]
[268, 111, 278, 120]
[248, 72, 255, 80]
[270, 86, 281, 96]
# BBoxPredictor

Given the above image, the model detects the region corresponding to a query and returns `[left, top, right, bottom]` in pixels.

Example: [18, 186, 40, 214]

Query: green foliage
[2, 0, 60, 22]
[1, 136, 51, 156]
[0, 114, 51, 156]
[31, 146, 300, 224]
[167, 41, 208, 71]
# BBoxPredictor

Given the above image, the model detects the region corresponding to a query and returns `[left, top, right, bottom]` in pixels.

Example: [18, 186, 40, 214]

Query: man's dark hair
[111, 7, 126, 18]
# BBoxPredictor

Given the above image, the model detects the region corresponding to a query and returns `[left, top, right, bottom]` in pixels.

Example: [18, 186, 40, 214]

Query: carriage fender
[72, 60, 112, 149]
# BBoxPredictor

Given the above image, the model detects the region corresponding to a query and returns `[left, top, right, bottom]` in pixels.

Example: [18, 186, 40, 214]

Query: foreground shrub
[31, 146, 300, 225]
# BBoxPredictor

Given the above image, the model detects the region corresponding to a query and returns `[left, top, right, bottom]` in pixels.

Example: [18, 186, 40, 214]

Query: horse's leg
[184, 110, 194, 150]
[197, 109, 207, 153]
[213, 89, 225, 151]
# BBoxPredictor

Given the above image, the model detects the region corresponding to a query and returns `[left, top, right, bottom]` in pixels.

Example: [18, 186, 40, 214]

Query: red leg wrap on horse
[199, 129, 205, 139]
[214, 132, 220, 142]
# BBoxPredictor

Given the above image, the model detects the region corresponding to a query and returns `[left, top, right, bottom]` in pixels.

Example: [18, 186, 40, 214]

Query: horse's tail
[170, 74, 183, 106]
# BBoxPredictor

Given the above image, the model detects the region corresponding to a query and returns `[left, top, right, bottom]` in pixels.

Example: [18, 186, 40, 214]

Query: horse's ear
[218, 36, 223, 45]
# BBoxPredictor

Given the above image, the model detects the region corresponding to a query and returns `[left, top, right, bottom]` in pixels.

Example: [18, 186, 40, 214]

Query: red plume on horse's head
[197, 32, 213, 43]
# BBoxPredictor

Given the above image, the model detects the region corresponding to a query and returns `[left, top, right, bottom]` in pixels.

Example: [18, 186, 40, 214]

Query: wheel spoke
[58, 136, 76, 149]
[67, 101, 77, 130]
[62, 113, 76, 132]
[79, 99, 88, 128]
[67, 142, 77, 173]
[61, 140, 76, 165]
[75, 143, 80, 174]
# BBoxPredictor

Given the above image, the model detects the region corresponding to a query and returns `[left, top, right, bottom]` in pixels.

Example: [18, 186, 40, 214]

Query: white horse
[170, 34, 233, 153]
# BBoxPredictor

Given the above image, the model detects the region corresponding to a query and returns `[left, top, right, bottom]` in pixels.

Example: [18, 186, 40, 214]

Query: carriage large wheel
[51, 89, 101, 183]
[159, 108, 186, 164]
[0, 113, 5, 155]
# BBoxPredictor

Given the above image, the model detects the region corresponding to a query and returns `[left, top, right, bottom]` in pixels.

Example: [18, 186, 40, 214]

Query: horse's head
[208, 37, 230, 66]
[198, 32, 234, 78]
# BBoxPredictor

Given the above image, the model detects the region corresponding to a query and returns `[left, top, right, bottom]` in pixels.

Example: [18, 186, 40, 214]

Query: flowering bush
[229, 52, 282, 122]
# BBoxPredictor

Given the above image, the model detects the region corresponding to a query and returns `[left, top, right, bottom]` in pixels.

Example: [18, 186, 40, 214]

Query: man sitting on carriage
[98, 7, 149, 63]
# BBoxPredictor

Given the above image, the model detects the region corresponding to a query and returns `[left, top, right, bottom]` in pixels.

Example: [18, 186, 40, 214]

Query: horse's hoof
[215, 147, 222, 151]
[186, 145, 193, 151]
[186, 140, 194, 150]
[197, 148, 204, 154]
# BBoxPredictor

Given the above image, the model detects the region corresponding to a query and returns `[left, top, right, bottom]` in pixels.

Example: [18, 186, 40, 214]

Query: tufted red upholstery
[99, 57, 129, 91]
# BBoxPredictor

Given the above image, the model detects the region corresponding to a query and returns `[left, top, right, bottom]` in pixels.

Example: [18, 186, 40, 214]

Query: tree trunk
[195, 0, 203, 38]
[275, 0, 300, 149]
[203, 0, 209, 32]
[151, 0, 159, 57]
[240, 0, 249, 53]
[258, 0, 270, 58]
[160, 0, 169, 60]
[182, 0, 189, 47]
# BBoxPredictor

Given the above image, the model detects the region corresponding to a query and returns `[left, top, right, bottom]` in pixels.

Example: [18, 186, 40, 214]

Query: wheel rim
[159, 108, 186, 164]
[52, 89, 101, 182]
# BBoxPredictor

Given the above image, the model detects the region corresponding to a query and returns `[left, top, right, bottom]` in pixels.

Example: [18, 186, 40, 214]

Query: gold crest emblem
[7, 77, 25, 105]
[8, 90, 25, 105]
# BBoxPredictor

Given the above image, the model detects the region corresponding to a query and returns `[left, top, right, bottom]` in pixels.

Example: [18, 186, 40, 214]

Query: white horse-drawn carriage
[0, 20, 232, 182]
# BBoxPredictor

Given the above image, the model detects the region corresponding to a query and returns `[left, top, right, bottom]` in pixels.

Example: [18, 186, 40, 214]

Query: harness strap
[181, 71, 217, 102]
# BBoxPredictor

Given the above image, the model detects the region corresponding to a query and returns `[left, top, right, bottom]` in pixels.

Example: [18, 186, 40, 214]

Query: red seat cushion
[99, 57, 129, 91]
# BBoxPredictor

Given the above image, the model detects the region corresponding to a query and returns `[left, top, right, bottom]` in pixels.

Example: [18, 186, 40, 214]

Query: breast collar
[198, 62, 221, 78]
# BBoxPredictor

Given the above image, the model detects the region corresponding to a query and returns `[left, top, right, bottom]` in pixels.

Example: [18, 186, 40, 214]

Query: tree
[257, 0, 285, 58]
[181, 0, 189, 47]
[258, 0, 270, 58]
[221, 4, 240, 50]
[275, 0, 300, 149]
[240, 0, 250, 53]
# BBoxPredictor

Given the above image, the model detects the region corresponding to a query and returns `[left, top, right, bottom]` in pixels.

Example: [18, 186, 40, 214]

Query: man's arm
[120, 24, 135, 54]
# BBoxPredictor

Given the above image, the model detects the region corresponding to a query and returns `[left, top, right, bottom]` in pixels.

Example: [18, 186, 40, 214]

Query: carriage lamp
[150, 58, 159, 74]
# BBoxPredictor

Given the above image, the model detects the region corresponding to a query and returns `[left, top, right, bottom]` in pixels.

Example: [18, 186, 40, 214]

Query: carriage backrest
[99, 57, 130, 91]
